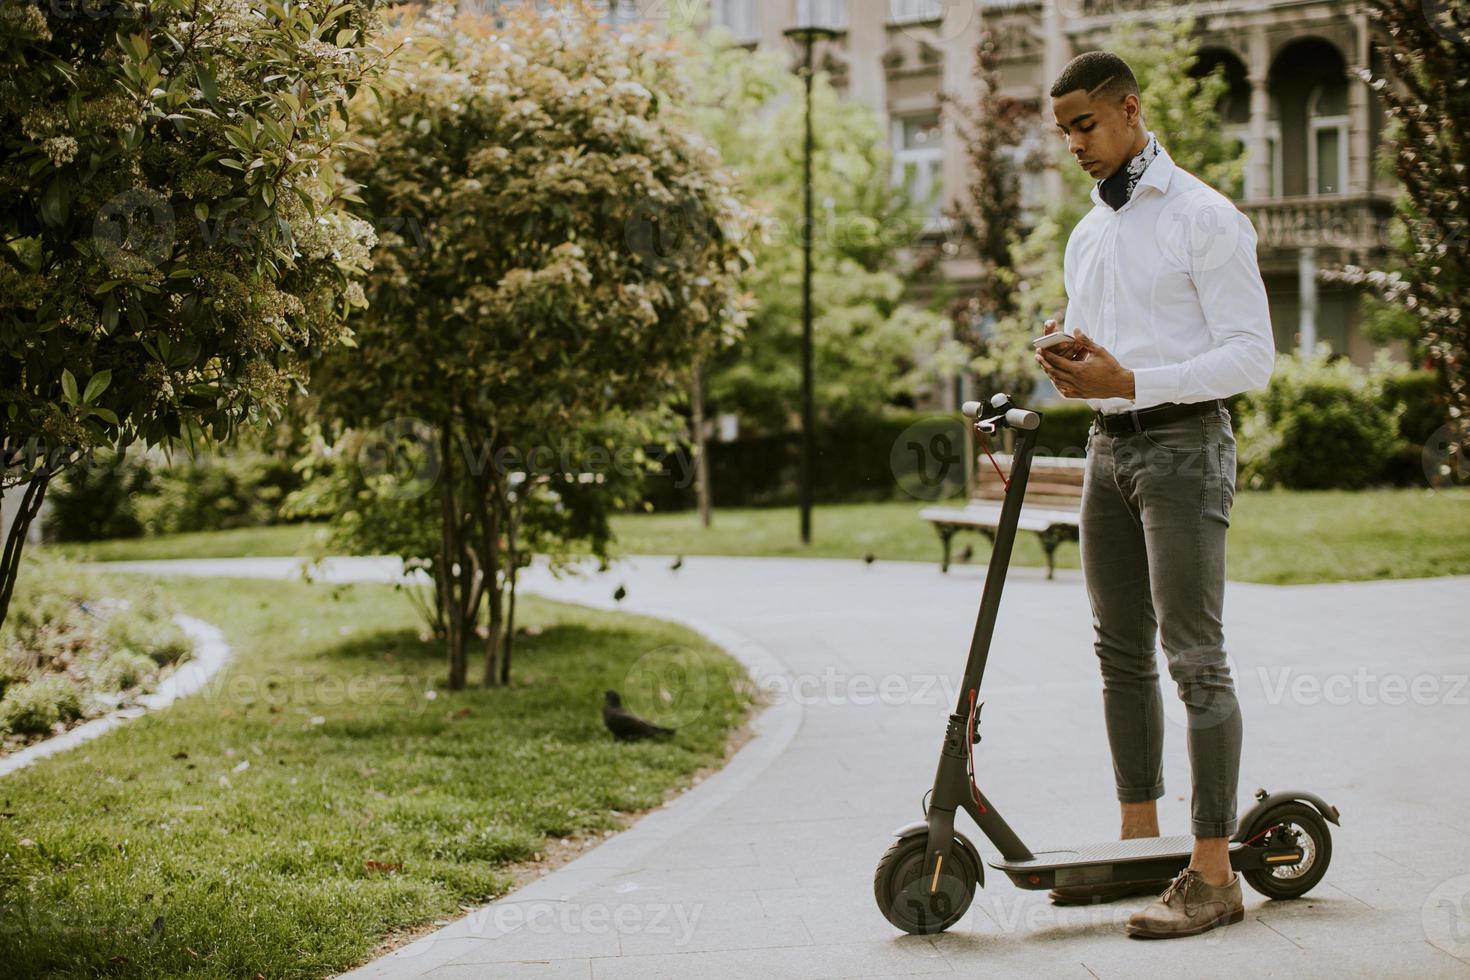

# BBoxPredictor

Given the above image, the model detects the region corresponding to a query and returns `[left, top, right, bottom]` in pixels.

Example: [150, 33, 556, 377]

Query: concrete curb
[0, 613, 230, 779]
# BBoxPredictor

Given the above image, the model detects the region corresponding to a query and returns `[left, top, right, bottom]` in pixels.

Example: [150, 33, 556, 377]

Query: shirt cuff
[1129, 364, 1179, 408]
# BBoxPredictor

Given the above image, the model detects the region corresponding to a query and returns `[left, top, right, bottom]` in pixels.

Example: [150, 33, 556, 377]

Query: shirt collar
[1088, 133, 1175, 210]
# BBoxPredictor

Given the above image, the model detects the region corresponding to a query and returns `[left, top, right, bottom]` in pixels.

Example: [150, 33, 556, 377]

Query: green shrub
[1239, 348, 1404, 490]
[1034, 402, 1096, 457]
[43, 447, 153, 543]
[0, 676, 83, 736]
[0, 554, 192, 740]
[102, 605, 192, 667]
[94, 650, 158, 693]
[1380, 368, 1446, 485]
[48, 444, 301, 543]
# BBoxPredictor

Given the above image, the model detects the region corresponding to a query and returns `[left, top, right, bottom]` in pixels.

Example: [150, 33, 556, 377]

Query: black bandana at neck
[1098, 132, 1159, 212]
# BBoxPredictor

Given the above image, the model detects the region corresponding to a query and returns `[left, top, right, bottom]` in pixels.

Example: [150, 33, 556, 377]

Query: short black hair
[1049, 51, 1140, 102]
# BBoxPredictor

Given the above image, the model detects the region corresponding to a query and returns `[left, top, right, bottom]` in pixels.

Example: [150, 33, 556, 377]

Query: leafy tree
[677, 31, 962, 436]
[1324, 0, 1468, 442]
[943, 28, 1039, 396]
[316, 1, 753, 690]
[0, 0, 378, 626]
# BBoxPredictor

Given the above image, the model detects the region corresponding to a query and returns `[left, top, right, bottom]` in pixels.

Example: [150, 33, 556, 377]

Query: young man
[1034, 51, 1276, 939]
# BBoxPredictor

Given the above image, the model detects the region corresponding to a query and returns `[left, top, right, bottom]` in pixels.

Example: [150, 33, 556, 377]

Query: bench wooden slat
[925, 450, 1086, 579]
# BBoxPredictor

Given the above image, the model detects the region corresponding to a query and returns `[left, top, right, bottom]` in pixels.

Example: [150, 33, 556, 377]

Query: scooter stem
[953, 422, 1039, 711]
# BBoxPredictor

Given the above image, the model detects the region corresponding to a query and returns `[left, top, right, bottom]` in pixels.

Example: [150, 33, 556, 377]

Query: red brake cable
[965, 687, 987, 814]
[975, 425, 1010, 492]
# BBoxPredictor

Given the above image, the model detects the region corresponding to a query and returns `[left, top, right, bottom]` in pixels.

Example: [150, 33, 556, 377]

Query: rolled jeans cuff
[1117, 781, 1165, 803]
[1192, 815, 1238, 839]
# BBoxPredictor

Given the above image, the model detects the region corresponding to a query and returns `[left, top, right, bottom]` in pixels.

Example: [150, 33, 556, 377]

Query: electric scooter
[873, 393, 1340, 936]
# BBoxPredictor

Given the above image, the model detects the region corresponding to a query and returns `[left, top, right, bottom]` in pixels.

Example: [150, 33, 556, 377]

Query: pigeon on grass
[602, 690, 676, 741]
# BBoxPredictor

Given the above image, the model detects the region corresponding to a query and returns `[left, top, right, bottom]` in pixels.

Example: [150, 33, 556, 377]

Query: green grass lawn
[49, 486, 1470, 584]
[51, 522, 333, 563]
[0, 574, 754, 978]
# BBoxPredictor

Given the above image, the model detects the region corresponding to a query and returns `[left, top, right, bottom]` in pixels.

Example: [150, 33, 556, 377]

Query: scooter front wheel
[873, 833, 979, 935]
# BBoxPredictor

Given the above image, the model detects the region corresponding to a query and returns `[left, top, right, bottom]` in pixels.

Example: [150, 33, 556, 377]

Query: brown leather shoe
[1126, 867, 1244, 939]
[1049, 876, 1173, 906]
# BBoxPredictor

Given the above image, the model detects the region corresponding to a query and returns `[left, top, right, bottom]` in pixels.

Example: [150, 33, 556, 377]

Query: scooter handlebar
[961, 399, 1041, 432]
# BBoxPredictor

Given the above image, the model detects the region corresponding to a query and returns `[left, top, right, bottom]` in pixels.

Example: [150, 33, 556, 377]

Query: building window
[892, 112, 945, 226]
[1308, 81, 1348, 195]
[712, 0, 758, 41]
[796, 0, 848, 30]
[1225, 117, 1281, 200]
[888, 0, 943, 24]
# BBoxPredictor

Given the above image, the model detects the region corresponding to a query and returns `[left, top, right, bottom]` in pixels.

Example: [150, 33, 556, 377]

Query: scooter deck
[988, 835, 1246, 888]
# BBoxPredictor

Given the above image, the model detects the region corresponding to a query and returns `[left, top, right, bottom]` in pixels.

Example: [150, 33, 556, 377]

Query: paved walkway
[95, 555, 1470, 978]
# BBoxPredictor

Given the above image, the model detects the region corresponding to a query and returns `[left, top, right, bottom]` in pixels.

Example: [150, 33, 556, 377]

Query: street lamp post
[783, 22, 837, 546]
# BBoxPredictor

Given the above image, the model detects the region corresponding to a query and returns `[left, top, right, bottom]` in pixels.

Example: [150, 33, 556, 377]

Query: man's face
[1051, 87, 1142, 181]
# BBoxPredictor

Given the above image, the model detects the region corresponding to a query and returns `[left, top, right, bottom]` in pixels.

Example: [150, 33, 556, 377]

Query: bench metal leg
[1037, 527, 1074, 581]
[935, 524, 958, 573]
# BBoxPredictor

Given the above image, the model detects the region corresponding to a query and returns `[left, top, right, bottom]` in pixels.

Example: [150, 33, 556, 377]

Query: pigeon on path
[602, 690, 675, 741]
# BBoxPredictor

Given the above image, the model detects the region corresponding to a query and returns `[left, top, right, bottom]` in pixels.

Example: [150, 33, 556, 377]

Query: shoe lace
[1160, 867, 1201, 904]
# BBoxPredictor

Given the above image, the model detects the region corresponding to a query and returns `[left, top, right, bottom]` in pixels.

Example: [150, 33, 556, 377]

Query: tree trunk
[437, 426, 468, 690]
[498, 492, 522, 688]
[691, 355, 712, 528]
[0, 470, 51, 632]
[480, 485, 503, 688]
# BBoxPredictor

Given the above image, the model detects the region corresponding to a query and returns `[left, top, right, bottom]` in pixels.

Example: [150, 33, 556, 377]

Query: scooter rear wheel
[873, 833, 979, 935]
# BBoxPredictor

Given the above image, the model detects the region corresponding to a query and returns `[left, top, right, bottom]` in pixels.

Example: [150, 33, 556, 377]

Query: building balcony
[1240, 194, 1396, 252]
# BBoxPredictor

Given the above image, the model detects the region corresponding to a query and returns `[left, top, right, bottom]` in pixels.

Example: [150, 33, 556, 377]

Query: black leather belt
[1094, 398, 1224, 435]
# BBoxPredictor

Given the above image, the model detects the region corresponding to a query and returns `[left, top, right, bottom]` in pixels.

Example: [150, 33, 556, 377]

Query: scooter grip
[1005, 408, 1041, 430]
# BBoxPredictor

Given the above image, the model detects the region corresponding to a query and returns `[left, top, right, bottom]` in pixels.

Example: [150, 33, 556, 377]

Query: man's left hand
[1035, 329, 1136, 400]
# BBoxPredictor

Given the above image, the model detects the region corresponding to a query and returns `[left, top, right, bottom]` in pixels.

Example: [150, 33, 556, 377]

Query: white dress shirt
[1062, 137, 1276, 414]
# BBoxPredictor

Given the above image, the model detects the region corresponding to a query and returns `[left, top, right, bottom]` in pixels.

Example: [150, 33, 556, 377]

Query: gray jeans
[1079, 404, 1241, 839]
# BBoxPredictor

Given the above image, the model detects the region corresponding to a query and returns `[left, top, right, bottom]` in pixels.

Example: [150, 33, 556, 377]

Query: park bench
[918, 451, 1084, 579]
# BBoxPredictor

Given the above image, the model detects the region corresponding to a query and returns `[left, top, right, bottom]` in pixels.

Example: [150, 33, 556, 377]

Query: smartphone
[1030, 331, 1073, 352]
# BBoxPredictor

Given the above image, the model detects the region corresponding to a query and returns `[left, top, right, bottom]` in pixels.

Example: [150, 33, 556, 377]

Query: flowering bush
[0, 0, 381, 625]
[313, 0, 754, 688]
